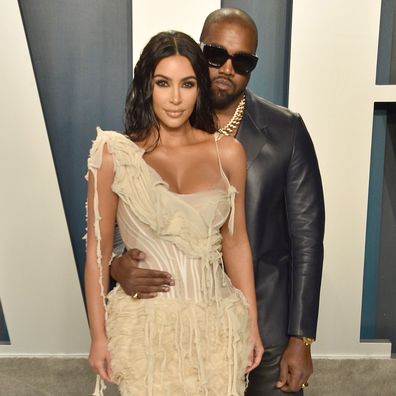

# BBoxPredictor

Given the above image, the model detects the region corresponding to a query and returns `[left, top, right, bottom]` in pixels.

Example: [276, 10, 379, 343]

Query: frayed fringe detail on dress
[92, 375, 107, 396]
[106, 287, 250, 396]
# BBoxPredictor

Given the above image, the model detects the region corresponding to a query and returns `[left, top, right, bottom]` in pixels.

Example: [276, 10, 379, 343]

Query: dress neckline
[125, 134, 234, 196]
[146, 164, 228, 197]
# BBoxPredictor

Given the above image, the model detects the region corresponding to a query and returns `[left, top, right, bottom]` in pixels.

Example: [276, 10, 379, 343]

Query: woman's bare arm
[85, 144, 118, 381]
[219, 136, 264, 371]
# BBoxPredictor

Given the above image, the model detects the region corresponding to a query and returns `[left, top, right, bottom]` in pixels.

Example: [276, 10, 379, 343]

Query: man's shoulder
[245, 90, 300, 129]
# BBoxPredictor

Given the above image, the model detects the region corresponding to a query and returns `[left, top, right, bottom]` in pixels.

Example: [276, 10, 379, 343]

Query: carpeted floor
[0, 357, 395, 395]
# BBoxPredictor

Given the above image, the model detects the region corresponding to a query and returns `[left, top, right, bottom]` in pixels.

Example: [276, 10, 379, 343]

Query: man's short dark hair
[200, 8, 258, 51]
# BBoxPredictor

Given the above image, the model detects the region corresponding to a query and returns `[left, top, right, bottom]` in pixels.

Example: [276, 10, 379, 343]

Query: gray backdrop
[18, 0, 132, 290]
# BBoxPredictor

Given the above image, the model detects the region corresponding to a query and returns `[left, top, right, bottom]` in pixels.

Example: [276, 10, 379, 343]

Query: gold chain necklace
[217, 95, 246, 136]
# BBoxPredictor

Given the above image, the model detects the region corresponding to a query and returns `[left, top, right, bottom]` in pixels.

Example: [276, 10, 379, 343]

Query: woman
[85, 31, 263, 396]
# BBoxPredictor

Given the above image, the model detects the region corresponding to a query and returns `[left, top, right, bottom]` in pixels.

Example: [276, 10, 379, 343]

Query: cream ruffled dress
[87, 129, 251, 396]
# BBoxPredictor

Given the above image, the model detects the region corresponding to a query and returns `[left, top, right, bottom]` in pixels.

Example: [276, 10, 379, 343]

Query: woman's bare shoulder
[217, 135, 246, 164]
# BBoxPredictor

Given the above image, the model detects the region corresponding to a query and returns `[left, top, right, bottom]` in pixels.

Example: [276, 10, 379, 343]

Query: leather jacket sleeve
[113, 222, 126, 257]
[285, 114, 325, 338]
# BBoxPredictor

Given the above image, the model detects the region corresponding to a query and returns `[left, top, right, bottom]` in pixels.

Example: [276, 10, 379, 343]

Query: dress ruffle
[106, 285, 250, 396]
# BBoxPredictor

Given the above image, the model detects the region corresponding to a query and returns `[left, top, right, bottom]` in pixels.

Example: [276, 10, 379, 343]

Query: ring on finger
[131, 292, 139, 300]
[301, 382, 309, 389]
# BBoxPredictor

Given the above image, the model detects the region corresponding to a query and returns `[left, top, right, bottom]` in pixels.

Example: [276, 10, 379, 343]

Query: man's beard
[210, 85, 246, 110]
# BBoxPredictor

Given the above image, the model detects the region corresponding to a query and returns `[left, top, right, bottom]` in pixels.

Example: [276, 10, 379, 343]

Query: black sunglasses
[200, 43, 258, 75]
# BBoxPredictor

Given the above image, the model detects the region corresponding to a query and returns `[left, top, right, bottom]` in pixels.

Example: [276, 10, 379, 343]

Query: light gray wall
[18, 0, 132, 286]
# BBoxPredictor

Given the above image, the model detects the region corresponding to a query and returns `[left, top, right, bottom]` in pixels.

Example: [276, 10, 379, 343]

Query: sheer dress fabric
[87, 128, 251, 395]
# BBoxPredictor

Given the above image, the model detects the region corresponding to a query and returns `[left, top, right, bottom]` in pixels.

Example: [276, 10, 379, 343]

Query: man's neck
[214, 92, 245, 129]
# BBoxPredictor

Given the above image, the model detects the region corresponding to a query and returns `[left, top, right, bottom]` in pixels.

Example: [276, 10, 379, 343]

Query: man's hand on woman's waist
[110, 248, 175, 299]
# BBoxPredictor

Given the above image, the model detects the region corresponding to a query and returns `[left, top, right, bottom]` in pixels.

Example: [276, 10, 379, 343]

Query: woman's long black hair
[124, 31, 215, 144]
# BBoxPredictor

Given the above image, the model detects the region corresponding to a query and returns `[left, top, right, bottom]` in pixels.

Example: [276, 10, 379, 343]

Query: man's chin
[211, 91, 236, 110]
[211, 87, 246, 110]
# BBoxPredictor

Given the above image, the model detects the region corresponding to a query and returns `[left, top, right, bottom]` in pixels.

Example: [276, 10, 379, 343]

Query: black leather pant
[246, 343, 303, 396]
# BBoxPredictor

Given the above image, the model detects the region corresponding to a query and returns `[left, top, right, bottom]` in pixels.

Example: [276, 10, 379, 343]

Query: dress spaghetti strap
[214, 132, 236, 235]
[214, 132, 232, 188]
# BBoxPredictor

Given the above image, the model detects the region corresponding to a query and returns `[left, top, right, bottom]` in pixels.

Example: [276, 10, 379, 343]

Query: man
[110, 8, 325, 395]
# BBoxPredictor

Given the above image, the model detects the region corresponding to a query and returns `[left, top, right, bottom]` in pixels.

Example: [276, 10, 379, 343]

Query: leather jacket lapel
[237, 95, 268, 168]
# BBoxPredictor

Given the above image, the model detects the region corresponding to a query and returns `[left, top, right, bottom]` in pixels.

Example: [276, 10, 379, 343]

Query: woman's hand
[245, 326, 264, 373]
[88, 337, 114, 382]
